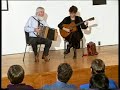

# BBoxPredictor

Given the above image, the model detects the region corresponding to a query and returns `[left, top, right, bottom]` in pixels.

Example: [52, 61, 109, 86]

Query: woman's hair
[89, 73, 109, 89]
[57, 63, 73, 83]
[69, 5, 78, 13]
[7, 65, 25, 84]
[91, 59, 105, 74]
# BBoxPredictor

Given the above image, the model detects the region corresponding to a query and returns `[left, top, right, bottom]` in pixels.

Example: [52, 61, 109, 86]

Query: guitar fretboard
[73, 17, 94, 28]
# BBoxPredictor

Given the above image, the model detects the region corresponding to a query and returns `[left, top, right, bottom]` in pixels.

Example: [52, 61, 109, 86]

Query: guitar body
[59, 17, 95, 38]
[60, 22, 77, 38]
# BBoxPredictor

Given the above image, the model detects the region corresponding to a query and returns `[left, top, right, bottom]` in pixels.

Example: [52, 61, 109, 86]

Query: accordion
[37, 26, 58, 41]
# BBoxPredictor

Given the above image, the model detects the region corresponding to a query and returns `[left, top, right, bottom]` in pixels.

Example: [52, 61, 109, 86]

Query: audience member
[89, 73, 109, 90]
[41, 63, 77, 90]
[80, 59, 118, 89]
[7, 65, 34, 90]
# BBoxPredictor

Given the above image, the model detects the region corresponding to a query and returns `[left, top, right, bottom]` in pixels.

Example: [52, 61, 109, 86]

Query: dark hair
[91, 59, 105, 74]
[57, 63, 73, 83]
[89, 73, 109, 89]
[7, 65, 25, 84]
[69, 5, 78, 13]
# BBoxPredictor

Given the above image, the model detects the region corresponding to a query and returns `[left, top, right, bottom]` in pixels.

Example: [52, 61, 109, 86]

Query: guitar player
[58, 5, 88, 59]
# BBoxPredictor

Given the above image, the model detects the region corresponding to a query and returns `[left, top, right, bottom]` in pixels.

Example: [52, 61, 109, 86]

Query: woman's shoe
[64, 44, 72, 54]
[73, 48, 77, 59]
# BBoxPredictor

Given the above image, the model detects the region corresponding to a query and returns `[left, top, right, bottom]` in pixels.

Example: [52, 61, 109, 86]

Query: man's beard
[37, 16, 44, 20]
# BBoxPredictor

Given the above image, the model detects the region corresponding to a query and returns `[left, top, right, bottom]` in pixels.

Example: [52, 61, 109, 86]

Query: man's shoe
[35, 54, 39, 62]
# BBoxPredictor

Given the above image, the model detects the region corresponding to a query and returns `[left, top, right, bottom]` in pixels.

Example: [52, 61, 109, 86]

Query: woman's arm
[79, 17, 88, 29]
[58, 17, 70, 32]
[58, 17, 67, 29]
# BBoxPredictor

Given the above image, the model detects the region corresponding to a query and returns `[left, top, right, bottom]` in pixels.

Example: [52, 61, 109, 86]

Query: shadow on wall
[77, 11, 87, 48]
[40, 13, 62, 50]
[77, 11, 98, 48]
[43, 13, 48, 22]
[84, 24, 98, 35]
[50, 34, 62, 50]
[76, 11, 80, 16]
[82, 24, 98, 48]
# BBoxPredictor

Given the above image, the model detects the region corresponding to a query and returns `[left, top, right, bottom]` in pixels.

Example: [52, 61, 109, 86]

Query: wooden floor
[2, 45, 118, 78]
[2, 45, 119, 89]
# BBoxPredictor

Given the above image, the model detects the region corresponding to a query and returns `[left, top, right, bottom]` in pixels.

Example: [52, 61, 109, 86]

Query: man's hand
[63, 27, 70, 33]
[34, 28, 41, 33]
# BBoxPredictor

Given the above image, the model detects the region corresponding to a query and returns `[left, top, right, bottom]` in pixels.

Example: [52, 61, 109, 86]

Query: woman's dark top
[58, 16, 88, 49]
[7, 83, 34, 90]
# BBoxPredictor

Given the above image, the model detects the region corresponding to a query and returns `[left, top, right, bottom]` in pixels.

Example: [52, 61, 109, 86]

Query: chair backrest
[25, 31, 30, 44]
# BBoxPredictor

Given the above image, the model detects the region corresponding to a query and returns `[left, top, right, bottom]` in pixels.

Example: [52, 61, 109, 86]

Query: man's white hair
[36, 7, 44, 15]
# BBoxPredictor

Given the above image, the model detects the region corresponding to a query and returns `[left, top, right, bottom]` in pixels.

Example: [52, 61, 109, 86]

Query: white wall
[2, 0, 118, 55]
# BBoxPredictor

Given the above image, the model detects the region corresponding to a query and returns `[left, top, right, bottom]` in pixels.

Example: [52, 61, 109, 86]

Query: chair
[64, 39, 84, 58]
[23, 32, 41, 62]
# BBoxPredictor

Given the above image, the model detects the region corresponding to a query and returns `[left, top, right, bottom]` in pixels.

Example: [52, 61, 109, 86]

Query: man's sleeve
[24, 17, 35, 32]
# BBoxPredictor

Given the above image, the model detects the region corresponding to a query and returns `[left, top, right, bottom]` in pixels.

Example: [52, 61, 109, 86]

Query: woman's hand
[85, 21, 88, 26]
[63, 27, 70, 33]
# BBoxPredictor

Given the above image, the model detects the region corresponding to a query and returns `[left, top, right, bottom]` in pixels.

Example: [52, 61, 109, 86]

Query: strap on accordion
[32, 16, 44, 37]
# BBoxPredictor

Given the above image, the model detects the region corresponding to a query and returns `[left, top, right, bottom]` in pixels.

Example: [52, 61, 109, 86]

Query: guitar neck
[75, 20, 88, 27]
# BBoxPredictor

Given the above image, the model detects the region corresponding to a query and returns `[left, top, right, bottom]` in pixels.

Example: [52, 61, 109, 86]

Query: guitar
[59, 17, 95, 38]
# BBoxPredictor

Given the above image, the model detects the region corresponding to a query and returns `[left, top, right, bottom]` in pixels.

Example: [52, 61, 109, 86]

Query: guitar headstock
[87, 17, 95, 21]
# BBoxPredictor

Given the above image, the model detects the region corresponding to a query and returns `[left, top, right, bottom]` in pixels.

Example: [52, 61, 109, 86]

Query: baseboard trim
[2, 44, 118, 56]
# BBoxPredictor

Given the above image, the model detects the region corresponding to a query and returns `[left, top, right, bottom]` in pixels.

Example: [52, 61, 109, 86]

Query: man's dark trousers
[29, 37, 52, 56]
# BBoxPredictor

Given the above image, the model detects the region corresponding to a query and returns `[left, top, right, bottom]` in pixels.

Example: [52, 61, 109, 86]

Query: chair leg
[81, 39, 84, 57]
[38, 44, 41, 56]
[23, 44, 27, 62]
[64, 40, 66, 58]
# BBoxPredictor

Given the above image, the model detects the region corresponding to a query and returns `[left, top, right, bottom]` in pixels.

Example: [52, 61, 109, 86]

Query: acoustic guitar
[60, 17, 95, 38]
